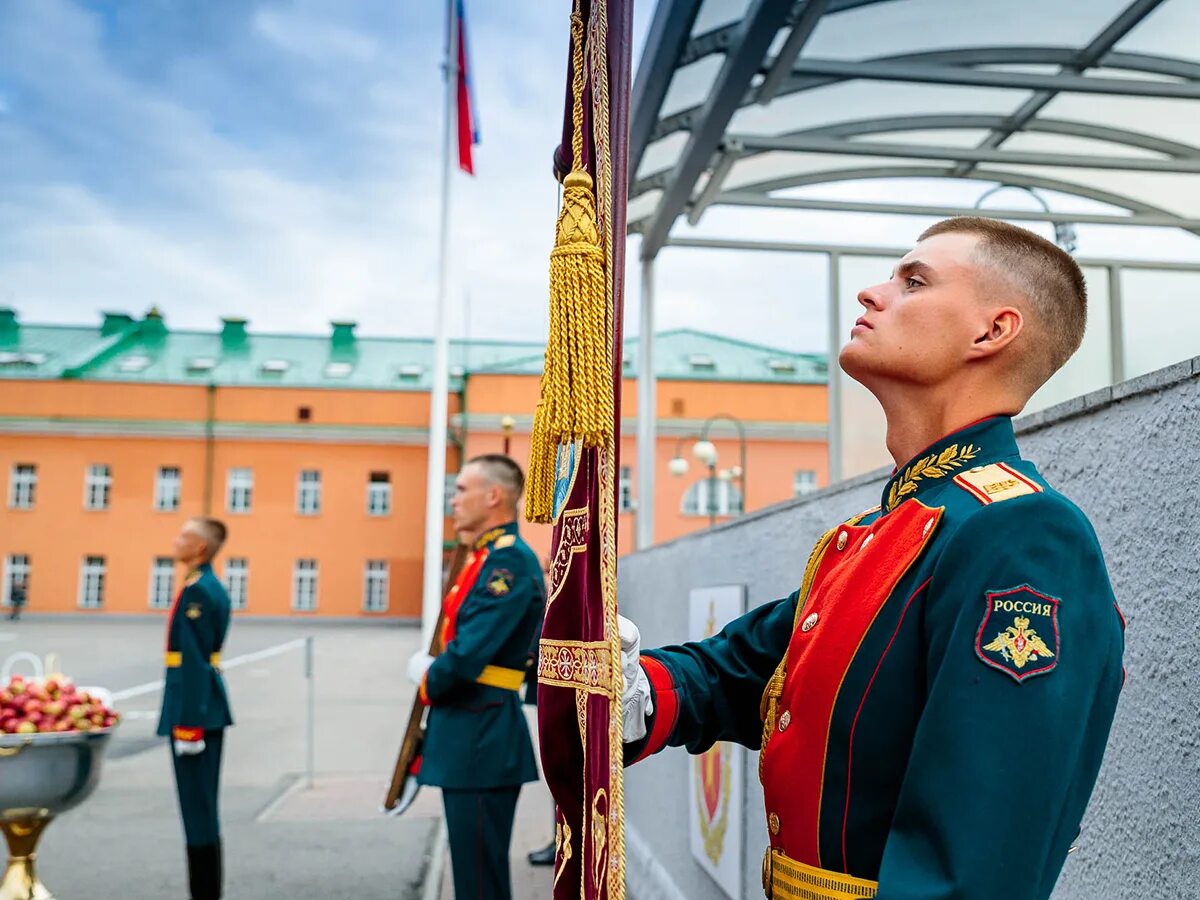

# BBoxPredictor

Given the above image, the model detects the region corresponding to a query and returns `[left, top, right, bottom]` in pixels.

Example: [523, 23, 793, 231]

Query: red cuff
[633, 656, 678, 763]
[172, 727, 203, 742]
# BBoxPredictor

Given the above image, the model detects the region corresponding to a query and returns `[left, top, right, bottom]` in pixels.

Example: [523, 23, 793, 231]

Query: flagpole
[421, 0, 458, 648]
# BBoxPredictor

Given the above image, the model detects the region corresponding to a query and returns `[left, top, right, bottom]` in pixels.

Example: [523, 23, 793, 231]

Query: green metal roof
[0, 311, 826, 389]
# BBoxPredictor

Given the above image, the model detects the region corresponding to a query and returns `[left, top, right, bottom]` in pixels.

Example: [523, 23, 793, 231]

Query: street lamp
[696, 414, 747, 525]
[500, 415, 515, 455]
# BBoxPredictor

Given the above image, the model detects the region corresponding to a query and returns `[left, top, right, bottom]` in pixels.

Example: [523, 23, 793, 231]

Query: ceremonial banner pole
[420, 0, 459, 648]
[526, 2, 633, 898]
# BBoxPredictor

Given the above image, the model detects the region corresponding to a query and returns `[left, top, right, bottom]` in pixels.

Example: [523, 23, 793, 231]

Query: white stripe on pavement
[110, 638, 307, 703]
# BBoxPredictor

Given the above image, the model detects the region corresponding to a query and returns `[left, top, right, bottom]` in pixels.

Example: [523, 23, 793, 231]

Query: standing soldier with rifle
[406, 454, 545, 900]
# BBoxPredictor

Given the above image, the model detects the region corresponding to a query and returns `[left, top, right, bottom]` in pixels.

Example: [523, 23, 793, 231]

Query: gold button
[801, 612, 819, 632]
[836, 531, 848, 550]
[768, 813, 780, 835]
[778, 710, 791, 732]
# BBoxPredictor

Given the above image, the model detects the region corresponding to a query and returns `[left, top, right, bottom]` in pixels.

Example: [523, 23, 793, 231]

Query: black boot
[527, 840, 556, 866]
[186, 843, 222, 899]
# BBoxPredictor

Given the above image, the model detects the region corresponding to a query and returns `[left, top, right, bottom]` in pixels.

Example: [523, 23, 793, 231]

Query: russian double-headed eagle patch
[976, 586, 1059, 682]
[185, 603, 202, 620]
[486, 569, 515, 597]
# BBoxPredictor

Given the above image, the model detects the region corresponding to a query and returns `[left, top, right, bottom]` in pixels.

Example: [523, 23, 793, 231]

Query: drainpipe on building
[203, 382, 216, 515]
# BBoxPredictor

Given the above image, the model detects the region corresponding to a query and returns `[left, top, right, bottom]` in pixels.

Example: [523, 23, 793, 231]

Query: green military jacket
[630, 417, 1125, 899]
[419, 522, 545, 790]
[156, 562, 234, 737]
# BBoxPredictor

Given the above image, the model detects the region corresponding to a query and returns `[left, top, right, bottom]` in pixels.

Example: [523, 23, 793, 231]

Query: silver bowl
[0, 729, 116, 900]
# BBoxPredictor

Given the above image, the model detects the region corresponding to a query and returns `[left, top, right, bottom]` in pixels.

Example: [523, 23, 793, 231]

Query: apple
[9, 681, 25, 696]
[15, 721, 36, 735]
[22, 699, 43, 716]
[90, 713, 105, 726]
[27, 684, 49, 702]
[43, 678, 60, 696]
[43, 700, 64, 718]
[67, 705, 88, 721]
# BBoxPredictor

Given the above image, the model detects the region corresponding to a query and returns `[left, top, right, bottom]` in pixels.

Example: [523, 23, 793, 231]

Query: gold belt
[475, 665, 524, 691]
[164, 652, 222, 668]
[763, 848, 878, 899]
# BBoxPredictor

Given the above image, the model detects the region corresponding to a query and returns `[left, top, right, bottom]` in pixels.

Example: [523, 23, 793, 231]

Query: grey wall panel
[620, 357, 1200, 900]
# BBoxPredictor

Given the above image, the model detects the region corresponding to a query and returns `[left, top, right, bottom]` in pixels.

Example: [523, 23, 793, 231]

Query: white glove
[174, 739, 206, 756]
[406, 652, 434, 686]
[619, 615, 654, 743]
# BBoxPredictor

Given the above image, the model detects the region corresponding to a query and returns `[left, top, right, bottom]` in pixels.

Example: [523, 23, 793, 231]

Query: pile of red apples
[0, 674, 120, 735]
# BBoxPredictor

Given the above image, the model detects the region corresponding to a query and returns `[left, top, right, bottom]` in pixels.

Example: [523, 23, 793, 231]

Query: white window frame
[367, 472, 391, 516]
[292, 559, 318, 612]
[3, 555, 30, 608]
[155, 466, 181, 512]
[443, 472, 458, 517]
[83, 464, 112, 511]
[9, 463, 36, 509]
[227, 468, 253, 514]
[78, 556, 106, 609]
[296, 469, 322, 516]
[148, 557, 175, 609]
[224, 558, 248, 611]
[363, 560, 389, 613]
[681, 479, 743, 517]
[793, 469, 818, 497]
[619, 466, 634, 513]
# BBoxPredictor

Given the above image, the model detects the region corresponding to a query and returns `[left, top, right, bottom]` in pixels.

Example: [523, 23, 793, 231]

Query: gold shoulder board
[494, 535, 517, 549]
[954, 463, 1043, 504]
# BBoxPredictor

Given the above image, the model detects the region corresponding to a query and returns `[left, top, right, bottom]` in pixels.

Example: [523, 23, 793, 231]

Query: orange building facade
[0, 310, 827, 619]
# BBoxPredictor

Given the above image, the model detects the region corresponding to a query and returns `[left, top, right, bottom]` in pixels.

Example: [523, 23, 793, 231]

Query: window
[9, 464, 36, 509]
[324, 361, 353, 378]
[261, 359, 290, 374]
[187, 357, 216, 373]
[292, 559, 318, 611]
[363, 560, 389, 612]
[793, 469, 818, 497]
[117, 355, 152, 373]
[681, 479, 743, 517]
[367, 471, 391, 516]
[297, 469, 321, 515]
[148, 557, 175, 609]
[78, 556, 106, 609]
[84, 464, 112, 511]
[227, 468, 253, 513]
[155, 466, 181, 511]
[619, 466, 634, 513]
[224, 558, 248, 611]
[3, 555, 30, 608]
[444, 472, 458, 517]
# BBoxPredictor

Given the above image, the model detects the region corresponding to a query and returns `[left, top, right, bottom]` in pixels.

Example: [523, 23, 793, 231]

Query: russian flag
[456, 0, 480, 175]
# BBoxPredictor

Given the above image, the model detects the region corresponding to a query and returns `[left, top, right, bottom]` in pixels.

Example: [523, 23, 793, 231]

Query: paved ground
[0, 618, 554, 899]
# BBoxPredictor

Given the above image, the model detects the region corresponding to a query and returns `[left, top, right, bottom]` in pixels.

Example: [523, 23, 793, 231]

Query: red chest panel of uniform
[441, 549, 488, 646]
[761, 500, 942, 868]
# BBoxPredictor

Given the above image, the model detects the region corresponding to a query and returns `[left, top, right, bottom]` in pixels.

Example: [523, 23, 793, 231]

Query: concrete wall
[620, 356, 1200, 900]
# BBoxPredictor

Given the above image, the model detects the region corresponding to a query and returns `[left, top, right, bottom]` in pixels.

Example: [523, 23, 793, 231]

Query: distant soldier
[407, 455, 545, 900]
[158, 517, 234, 900]
[7, 576, 26, 620]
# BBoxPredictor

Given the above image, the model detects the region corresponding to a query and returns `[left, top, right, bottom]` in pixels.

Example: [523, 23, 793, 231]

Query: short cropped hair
[919, 217, 1087, 390]
[468, 454, 525, 502]
[189, 516, 228, 560]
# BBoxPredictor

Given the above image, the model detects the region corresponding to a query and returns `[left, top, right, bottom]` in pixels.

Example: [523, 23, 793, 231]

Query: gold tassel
[525, 9, 613, 524]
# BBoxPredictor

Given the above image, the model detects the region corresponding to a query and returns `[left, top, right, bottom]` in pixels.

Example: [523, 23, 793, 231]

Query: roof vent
[221, 317, 248, 347]
[449, 365, 465, 378]
[767, 358, 796, 374]
[101, 312, 135, 337]
[687, 353, 716, 370]
[261, 359, 290, 374]
[397, 364, 424, 380]
[140, 307, 168, 339]
[117, 355, 152, 373]
[0, 309, 16, 332]
[187, 357, 216, 373]
[331, 321, 357, 348]
[324, 361, 353, 378]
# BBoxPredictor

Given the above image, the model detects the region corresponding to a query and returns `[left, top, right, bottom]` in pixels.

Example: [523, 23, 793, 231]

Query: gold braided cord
[525, 4, 614, 523]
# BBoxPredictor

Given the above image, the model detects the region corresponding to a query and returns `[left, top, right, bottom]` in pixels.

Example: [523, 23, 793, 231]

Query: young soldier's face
[172, 521, 209, 564]
[839, 232, 991, 390]
[450, 464, 498, 534]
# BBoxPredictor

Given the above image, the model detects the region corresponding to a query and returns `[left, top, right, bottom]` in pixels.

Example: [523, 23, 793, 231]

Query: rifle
[383, 541, 469, 814]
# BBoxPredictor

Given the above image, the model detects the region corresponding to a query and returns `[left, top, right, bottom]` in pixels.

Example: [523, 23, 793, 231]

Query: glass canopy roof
[629, 0, 1200, 259]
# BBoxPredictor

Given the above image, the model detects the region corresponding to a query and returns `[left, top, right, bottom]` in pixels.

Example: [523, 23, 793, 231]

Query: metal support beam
[786, 55, 1200, 99]
[639, 0, 796, 261]
[826, 252, 843, 486]
[636, 258, 657, 550]
[686, 149, 741, 225]
[1108, 265, 1126, 384]
[712, 192, 1200, 229]
[629, 0, 703, 181]
[757, 0, 832, 104]
[727, 133, 1200, 173]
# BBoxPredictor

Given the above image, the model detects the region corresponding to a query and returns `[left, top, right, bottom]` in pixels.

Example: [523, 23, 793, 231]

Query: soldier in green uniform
[407, 454, 545, 900]
[619, 218, 1125, 900]
[157, 516, 234, 900]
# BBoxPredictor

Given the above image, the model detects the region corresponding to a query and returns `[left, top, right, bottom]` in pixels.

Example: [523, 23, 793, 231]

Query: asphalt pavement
[0, 617, 555, 899]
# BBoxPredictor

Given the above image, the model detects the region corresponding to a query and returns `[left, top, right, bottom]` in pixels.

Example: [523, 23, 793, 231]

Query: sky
[2, 0, 1198, 354]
